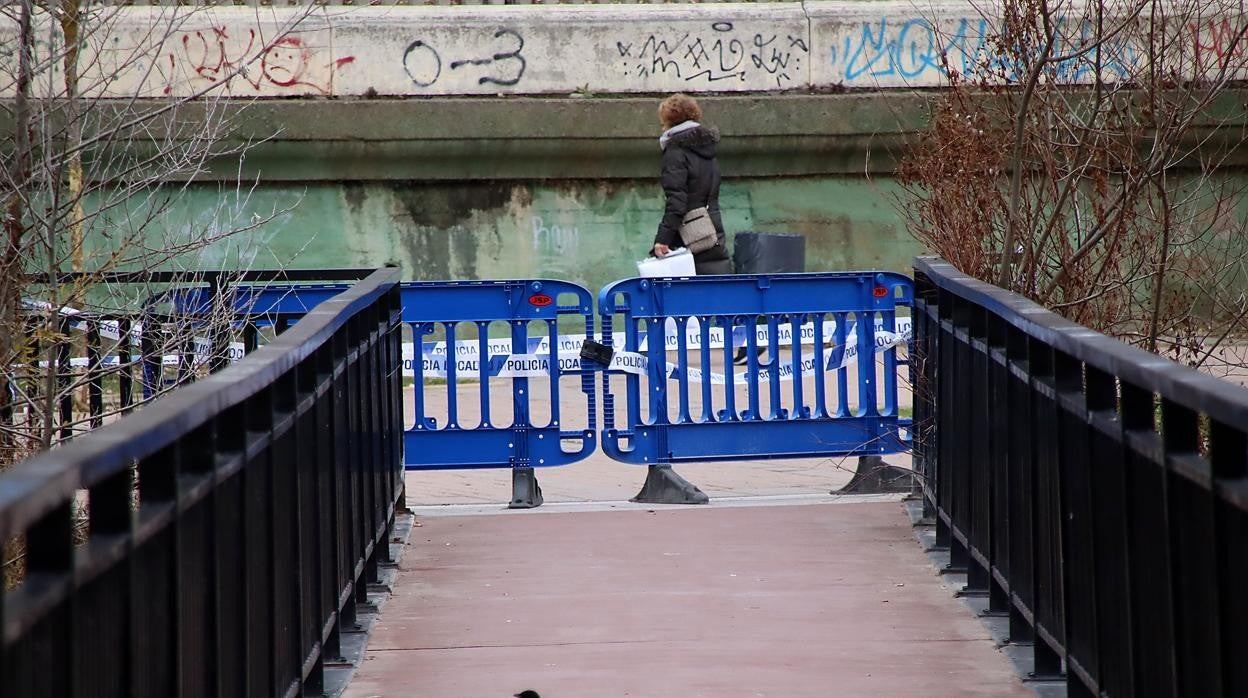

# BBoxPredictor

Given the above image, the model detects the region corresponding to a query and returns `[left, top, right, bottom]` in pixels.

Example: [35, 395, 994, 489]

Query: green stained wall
[132, 176, 921, 290]
[53, 92, 1248, 289]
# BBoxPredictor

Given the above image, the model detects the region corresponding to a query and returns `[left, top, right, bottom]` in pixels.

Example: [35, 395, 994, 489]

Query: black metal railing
[7, 269, 378, 442]
[912, 256, 1248, 697]
[0, 268, 404, 697]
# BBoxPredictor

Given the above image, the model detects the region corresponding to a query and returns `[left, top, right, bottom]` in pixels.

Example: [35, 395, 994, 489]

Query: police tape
[34, 319, 910, 378]
[418, 317, 913, 359]
[35, 337, 247, 370]
[410, 328, 910, 383]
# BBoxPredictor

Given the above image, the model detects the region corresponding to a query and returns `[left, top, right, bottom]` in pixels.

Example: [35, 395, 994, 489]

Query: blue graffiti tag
[833, 16, 1140, 85]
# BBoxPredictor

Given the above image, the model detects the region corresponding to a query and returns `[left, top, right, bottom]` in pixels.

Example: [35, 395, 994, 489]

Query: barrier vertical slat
[546, 319, 560, 428]
[720, 316, 737, 422]
[698, 316, 713, 423]
[477, 322, 491, 428]
[445, 322, 459, 428]
[765, 315, 783, 419]
[857, 310, 878, 417]
[789, 314, 804, 418]
[881, 310, 898, 416]
[510, 319, 530, 456]
[834, 312, 850, 418]
[813, 312, 828, 419]
[625, 309, 642, 430]
[744, 316, 761, 420]
[646, 317, 667, 425]
[412, 323, 427, 430]
[676, 317, 692, 424]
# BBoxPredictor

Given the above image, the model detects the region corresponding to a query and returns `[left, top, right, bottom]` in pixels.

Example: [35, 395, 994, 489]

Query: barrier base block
[631, 465, 709, 505]
[509, 467, 544, 509]
[837, 456, 914, 495]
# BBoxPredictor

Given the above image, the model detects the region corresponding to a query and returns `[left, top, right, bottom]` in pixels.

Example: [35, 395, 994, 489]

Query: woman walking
[651, 94, 733, 275]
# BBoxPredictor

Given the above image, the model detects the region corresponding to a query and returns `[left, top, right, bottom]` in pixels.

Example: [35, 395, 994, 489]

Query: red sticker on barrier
[873, 286, 889, 298]
[529, 294, 553, 307]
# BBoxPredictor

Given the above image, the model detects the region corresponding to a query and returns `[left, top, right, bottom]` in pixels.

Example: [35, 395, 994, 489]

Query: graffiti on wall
[1189, 18, 1248, 76]
[402, 28, 527, 88]
[828, 15, 1144, 87]
[10, 7, 1248, 97]
[531, 216, 581, 257]
[615, 22, 808, 88]
[164, 27, 354, 95]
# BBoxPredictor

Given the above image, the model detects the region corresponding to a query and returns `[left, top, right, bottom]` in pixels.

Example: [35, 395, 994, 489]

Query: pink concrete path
[345, 501, 1028, 697]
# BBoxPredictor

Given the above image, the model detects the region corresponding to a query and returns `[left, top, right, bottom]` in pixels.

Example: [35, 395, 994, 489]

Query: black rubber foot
[631, 465, 709, 505]
[836, 455, 915, 494]
[508, 467, 543, 509]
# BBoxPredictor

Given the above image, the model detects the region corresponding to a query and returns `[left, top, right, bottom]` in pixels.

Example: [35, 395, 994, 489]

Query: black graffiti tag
[404, 28, 526, 88]
[403, 40, 441, 87]
[450, 29, 526, 85]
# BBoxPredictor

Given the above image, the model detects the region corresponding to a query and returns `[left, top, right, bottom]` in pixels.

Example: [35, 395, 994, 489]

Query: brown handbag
[678, 206, 718, 254]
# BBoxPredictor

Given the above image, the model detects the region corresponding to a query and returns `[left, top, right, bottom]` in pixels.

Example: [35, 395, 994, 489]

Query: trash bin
[732, 231, 806, 274]
[730, 232, 806, 364]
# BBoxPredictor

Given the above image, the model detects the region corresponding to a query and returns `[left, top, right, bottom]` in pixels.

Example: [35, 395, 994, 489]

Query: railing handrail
[0, 267, 402, 543]
[914, 255, 1248, 427]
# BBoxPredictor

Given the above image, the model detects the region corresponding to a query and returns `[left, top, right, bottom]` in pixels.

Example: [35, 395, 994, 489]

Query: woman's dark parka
[654, 125, 732, 274]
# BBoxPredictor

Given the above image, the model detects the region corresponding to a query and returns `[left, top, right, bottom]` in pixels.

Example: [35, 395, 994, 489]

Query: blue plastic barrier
[165, 273, 915, 507]
[152, 283, 350, 327]
[597, 272, 913, 503]
[401, 280, 598, 507]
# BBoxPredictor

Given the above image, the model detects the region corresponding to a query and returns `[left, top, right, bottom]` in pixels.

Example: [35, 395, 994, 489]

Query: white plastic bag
[636, 247, 696, 278]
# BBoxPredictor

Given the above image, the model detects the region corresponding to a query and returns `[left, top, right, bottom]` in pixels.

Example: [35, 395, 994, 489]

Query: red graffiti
[1190, 19, 1248, 73]
[181, 27, 258, 83]
[260, 36, 310, 88]
[167, 27, 354, 95]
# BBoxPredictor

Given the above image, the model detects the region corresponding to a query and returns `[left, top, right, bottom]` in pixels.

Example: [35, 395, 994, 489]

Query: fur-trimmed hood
[661, 124, 720, 158]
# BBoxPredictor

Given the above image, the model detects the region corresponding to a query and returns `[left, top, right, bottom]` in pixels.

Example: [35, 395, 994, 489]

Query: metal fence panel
[913, 255, 1248, 698]
[0, 269, 404, 698]
[400, 280, 598, 473]
[595, 272, 912, 501]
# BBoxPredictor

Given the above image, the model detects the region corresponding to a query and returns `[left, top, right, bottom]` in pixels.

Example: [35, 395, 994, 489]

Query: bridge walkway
[344, 498, 1029, 697]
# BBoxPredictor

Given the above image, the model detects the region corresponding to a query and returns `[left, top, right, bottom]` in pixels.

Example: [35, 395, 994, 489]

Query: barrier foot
[631, 465, 709, 505]
[836, 456, 914, 495]
[508, 467, 544, 509]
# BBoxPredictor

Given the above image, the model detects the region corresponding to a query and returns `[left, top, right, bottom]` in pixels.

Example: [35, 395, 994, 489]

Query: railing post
[57, 316, 73, 441]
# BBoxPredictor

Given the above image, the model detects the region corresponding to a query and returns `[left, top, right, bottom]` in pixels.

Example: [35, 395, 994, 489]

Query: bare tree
[0, 2, 314, 465]
[898, 0, 1248, 377]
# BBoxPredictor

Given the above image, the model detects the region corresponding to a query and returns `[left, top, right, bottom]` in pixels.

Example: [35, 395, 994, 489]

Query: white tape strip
[409, 329, 908, 384]
[417, 350, 649, 379]
[418, 317, 913, 359]
[23, 298, 143, 343]
[35, 337, 247, 370]
[666, 329, 910, 386]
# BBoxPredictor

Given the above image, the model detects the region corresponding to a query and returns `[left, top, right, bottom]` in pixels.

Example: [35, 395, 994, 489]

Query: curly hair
[658, 94, 702, 128]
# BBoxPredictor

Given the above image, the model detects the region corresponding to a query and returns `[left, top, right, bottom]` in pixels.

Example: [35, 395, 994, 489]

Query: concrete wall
[98, 176, 923, 288]
[5, 2, 1245, 97]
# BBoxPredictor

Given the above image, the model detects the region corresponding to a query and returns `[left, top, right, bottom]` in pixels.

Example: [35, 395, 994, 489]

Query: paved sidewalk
[404, 452, 909, 506]
[345, 500, 1028, 698]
